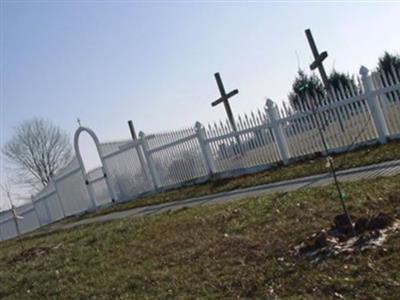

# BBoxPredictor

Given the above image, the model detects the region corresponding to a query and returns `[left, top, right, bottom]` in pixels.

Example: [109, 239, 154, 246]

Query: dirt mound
[367, 213, 394, 230]
[8, 246, 51, 265]
[294, 212, 398, 262]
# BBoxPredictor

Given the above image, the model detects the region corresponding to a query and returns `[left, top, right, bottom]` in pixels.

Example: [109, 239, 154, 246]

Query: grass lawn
[1, 174, 399, 299]
[86, 139, 400, 218]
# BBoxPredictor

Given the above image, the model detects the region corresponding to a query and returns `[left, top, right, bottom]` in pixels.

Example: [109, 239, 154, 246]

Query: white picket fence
[1, 65, 399, 242]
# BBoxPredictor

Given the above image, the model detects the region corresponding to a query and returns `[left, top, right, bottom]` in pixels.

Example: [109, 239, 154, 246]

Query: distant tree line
[289, 52, 400, 111]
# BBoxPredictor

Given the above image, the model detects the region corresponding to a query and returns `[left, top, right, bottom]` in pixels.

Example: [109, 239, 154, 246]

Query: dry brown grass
[0, 174, 399, 299]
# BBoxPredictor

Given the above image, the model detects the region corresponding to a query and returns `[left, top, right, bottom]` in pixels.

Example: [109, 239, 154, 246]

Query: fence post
[195, 121, 216, 176]
[265, 99, 290, 164]
[128, 121, 154, 191]
[51, 176, 66, 218]
[139, 131, 161, 190]
[360, 66, 389, 144]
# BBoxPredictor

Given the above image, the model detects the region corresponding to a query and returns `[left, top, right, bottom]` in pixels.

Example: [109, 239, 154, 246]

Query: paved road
[59, 160, 400, 230]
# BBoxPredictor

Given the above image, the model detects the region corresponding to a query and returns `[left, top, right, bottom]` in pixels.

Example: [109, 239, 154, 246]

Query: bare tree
[2, 118, 72, 189]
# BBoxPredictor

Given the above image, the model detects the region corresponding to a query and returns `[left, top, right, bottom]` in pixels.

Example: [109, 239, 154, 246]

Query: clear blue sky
[1, 1, 399, 207]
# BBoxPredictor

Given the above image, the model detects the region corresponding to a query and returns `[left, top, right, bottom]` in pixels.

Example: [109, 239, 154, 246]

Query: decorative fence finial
[265, 98, 275, 110]
[194, 121, 203, 130]
[359, 65, 369, 76]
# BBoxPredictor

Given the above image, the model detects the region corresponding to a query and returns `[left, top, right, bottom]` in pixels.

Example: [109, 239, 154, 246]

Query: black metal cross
[211, 72, 243, 155]
[77, 118, 82, 127]
[305, 29, 330, 91]
[305, 28, 346, 131]
[211, 72, 239, 132]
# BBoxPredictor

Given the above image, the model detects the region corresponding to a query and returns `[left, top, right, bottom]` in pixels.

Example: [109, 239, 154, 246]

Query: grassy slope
[87, 139, 400, 218]
[1, 174, 399, 299]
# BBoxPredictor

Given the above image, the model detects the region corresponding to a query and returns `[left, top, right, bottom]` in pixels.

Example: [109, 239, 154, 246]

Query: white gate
[74, 126, 116, 209]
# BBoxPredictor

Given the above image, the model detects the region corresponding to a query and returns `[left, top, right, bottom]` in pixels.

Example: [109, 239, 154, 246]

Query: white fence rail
[1, 65, 399, 242]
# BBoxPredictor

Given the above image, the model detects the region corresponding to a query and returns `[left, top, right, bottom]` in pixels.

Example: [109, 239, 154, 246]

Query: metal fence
[1, 65, 399, 242]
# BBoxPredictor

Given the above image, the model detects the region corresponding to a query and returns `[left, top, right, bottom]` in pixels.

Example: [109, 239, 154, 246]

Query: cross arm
[211, 89, 239, 107]
[310, 51, 328, 70]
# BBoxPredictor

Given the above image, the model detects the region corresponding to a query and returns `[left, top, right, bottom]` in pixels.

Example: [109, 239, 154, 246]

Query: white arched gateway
[74, 126, 116, 209]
